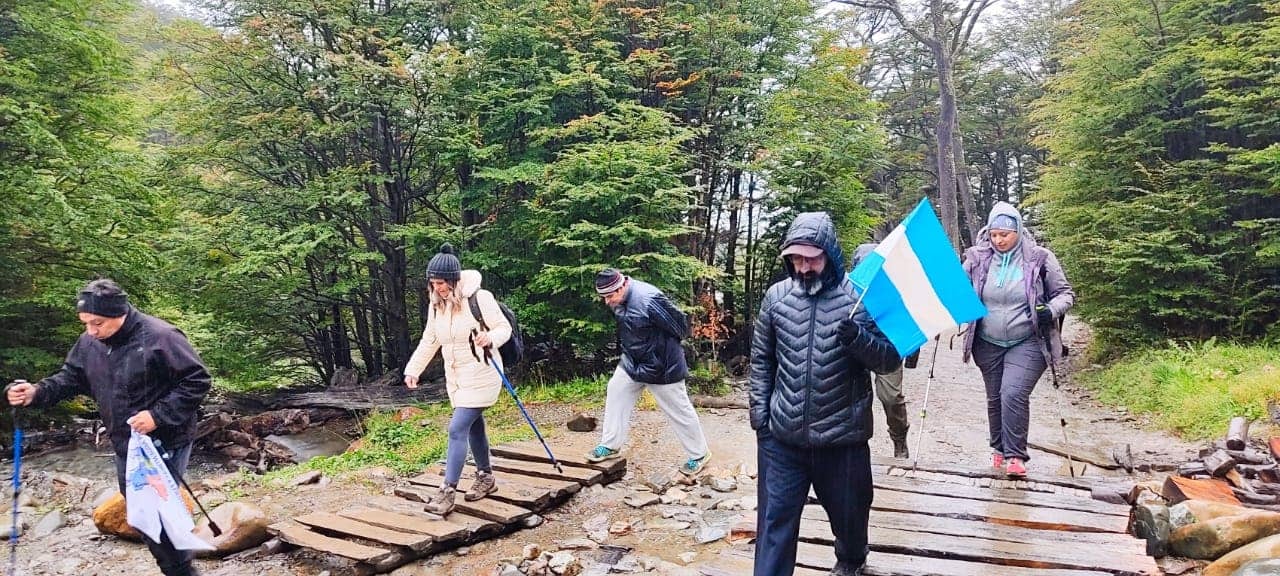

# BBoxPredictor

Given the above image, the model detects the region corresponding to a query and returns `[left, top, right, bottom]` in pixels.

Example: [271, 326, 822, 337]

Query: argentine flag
[849, 198, 987, 357]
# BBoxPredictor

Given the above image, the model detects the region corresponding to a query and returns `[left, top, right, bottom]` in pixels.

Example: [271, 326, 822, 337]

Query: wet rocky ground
[2, 318, 1206, 575]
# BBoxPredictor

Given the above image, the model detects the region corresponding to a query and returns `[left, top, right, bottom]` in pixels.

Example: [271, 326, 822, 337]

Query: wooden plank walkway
[774, 460, 1158, 576]
[267, 441, 625, 574]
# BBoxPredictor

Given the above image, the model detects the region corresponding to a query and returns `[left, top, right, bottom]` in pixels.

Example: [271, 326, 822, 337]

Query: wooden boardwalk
[702, 459, 1158, 576]
[266, 441, 626, 574]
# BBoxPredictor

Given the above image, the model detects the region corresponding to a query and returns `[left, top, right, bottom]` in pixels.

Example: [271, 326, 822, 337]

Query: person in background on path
[961, 202, 1075, 478]
[750, 213, 901, 576]
[6, 279, 211, 576]
[851, 243, 914, 459]
[585, 268, 712, 477]
[404, 244, 511, 515]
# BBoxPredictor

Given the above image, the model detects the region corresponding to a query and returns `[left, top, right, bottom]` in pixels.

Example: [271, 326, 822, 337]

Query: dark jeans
[444, 407, 491, 485]
[754, 429, 872, 576]
[973, 337, 1047, 461]
[114, 442, 198, 576]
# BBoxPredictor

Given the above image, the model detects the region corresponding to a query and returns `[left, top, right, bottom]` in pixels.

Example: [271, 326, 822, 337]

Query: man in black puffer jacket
[7, 279, 211, 576]
[750, 213, 900, 576]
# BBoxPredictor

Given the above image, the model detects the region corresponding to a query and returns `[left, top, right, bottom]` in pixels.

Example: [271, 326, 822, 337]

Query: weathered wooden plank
[873, 475, 1130, 517]
[489, 456, 604, 485]
[794, 542, 1114, 576]
[408, 471, 555, 510]
[393, 486, 533, 524]
[491, 441, 628, 477]
[267, 521, 392, 563]
[294, 512, 431, 551]
[868, 486, 1129, 533]
[1029, 440, 1121, 470]
[802, 507, 1146, 556]
[874, 457, 1097, 491]
[336, 508, 467, 543]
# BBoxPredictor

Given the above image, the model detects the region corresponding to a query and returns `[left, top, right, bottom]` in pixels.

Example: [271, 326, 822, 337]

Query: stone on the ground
[728, 516, 756, 544]
[659, 489, 688, 505]
[291, 471, 323, 486]
[708, 477, 737, 493]
[1132, 502, 1171, 557]
[694, 526, 726, 544]
[1170, 510, 1280, 559]
[548, 551, 582, 575]
[610, 519, 636, 536]
[678, 551, 697, 564]
[193, 501, 271, 557]
[496, 563, 522, 576]
[624, 493, 660, 508]
[31, 510, 66, 539]
[1230, 558, 1280, 576]
[557, 538, 597, 551]
[1201, 534, 1280, 576]
[567, 413, 598, 432]
[93, 491, 195, 540]
[583, 514, 610, 543]
[1175, 500, 1255, 525]
[643, 472, 676, 495]
[524, 514, 544, 528]
[523, 543, 542, 560]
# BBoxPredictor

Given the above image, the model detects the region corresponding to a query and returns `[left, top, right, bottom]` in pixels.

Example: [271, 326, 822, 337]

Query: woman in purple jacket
[962, 202, 1074, 477]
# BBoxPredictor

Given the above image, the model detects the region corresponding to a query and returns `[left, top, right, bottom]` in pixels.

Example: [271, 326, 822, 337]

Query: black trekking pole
[1037, 306, 1076, 478]
[151, 438, 221, 537]
[472, 335, 564, 473]
[6, 380, 27, 576]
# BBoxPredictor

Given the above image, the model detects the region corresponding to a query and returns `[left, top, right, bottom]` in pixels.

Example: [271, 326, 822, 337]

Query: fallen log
[690, 395, 748, 409]
[1204, 449, 1238, 477]
[1028, 440, 1121, 470]
[1227, 416, 1251, 450]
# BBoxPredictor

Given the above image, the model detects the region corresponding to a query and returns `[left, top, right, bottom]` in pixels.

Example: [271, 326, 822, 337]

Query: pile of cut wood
[1127, 416, 1280, 575]
[1173, 417, 1280, 509]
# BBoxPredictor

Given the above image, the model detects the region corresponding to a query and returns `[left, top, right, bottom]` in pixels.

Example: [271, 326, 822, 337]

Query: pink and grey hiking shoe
[1005, 458, 1027, 477]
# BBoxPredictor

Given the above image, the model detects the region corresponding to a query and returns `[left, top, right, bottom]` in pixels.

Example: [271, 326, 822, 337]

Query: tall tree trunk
[953, 126, 980, 244]
[723, 170, 743, 323]
[931, 38, 961, 249]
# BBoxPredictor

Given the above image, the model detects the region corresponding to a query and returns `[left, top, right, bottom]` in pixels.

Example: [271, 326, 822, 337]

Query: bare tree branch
[832, 0, 938, 49]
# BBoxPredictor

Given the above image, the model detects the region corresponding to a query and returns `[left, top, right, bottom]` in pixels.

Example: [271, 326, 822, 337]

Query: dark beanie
[427, 243, 462, 282]
[75, 280, 130, 318]
[595, 268, 625, 294]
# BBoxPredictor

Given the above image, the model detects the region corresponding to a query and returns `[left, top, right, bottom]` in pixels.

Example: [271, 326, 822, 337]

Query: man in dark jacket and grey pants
[7, 279, 212, 576]
[751, 213, 900, 576]
[585, 269, 711, 476]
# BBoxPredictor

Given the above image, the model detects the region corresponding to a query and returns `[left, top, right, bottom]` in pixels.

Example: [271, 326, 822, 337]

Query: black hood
[780, 212, 845, 290]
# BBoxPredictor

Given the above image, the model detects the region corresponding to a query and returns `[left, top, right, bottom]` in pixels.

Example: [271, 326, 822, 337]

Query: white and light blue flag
[125, 431, 215, 551]
[848, 198, 987, 357]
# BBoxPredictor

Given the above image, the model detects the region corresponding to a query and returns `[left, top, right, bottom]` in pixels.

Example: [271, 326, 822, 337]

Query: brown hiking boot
[465, 471, 497, 502]
[424, 484, 456, 515]
[891, 436, 910, 459]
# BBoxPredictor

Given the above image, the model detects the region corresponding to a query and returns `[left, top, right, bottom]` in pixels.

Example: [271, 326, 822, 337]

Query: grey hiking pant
[873, 365, 910, 441]
[445, 407, 492, 485]
[972, 337, 1047, 461]
[599, 365, 709, 460]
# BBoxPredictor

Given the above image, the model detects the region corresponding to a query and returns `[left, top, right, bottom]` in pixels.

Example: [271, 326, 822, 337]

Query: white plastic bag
[124, 431, 214, 551]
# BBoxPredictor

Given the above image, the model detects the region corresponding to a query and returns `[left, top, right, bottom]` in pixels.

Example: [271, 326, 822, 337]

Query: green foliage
[1034, 0, 1280, 350]
[1081, 341, 1280, 439]
[0, 0, 160, 380]
[686, 363, 731, 396]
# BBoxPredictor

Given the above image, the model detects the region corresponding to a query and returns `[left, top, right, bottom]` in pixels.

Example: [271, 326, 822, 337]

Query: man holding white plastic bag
[7, 279, 212, 575]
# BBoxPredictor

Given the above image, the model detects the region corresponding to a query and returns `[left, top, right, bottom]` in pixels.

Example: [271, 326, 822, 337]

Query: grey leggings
[445, 407, 492, 486]
[972, 337, 1047, 461]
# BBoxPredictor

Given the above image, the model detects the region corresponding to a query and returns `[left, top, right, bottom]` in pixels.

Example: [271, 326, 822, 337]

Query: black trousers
[114, 442, 197, 576]
[754, 430, 873, 576]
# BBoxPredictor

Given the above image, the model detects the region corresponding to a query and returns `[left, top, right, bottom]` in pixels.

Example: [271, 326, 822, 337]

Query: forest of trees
[2, 0, 1276, 390]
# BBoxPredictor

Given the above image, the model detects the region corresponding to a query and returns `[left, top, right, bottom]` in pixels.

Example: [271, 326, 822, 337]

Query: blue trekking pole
[472, 332, 563, 473]
[8, 381, 24, 576]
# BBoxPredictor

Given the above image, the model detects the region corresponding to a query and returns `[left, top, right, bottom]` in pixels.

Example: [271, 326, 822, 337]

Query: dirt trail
[13, 318, 1198, 575]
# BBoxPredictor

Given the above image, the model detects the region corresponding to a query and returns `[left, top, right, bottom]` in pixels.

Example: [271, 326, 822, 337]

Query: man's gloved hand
[838, 316, 865, 346]
[1035, 305, 1054, 328]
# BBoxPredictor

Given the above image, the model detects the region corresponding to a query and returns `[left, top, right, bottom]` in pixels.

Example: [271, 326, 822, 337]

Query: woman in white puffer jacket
[403, 244, 511, 516]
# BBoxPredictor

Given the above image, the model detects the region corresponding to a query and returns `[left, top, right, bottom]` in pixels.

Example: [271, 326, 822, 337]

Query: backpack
[468, 291, 524, 368]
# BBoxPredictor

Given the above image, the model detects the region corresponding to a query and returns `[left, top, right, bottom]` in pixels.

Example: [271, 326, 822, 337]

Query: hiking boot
[680, 452, 711, 477]
[465, 470, 497, 502]
[1005, 458, 1027, 478]
[586, 445, 621, 463]
[424, 484, 456, 515]
[992, 452, 1005, 469]
[891, 436, 910, 459]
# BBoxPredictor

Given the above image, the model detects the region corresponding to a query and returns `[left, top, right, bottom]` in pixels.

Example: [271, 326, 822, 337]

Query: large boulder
[1231, 558, 1280, 576]
[93, 491, 196, 540]
[1172, 500, 1256, 526]
[1202, 534, 1280, 576]
[192, 502, 271, 557]
[1170, 510, 1280, 560]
